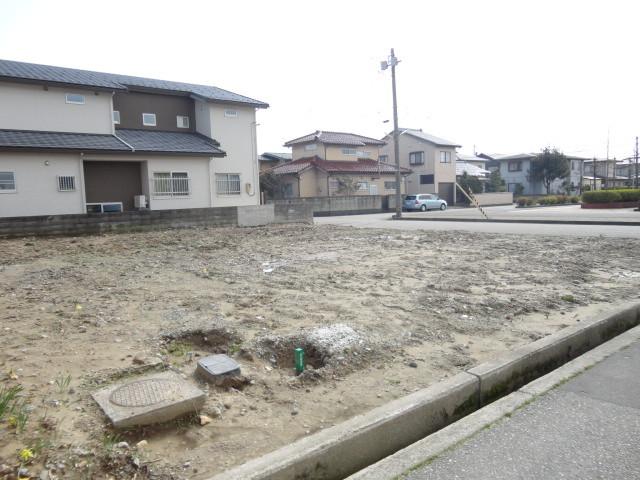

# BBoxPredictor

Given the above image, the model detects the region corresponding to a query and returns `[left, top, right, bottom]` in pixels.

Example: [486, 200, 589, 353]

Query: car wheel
[440, 203, 447, 211]
[420, 204, 427, 212]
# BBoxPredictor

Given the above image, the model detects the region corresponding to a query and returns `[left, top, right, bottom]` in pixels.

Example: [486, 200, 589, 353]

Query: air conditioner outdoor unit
[134, 195, 147, 209]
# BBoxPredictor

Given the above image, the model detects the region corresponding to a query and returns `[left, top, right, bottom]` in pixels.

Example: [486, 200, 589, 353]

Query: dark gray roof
[0, 129, 130, 152]
[0, 59, 268, 108]
[116, 129, 224, 155]
[285, 130, 386, 147]
[391, 128, 461, 148]
[0, 128, 225, 156]
[259, 152, 292, 162]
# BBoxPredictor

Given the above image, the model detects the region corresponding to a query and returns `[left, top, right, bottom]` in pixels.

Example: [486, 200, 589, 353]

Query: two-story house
[0, 59, 268, 217]
[481, 152, 585, 195]
[379, 128, 460, 204]
[268, 130, 410, 197]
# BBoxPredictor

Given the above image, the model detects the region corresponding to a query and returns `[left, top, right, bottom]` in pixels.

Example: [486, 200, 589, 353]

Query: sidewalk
[404, 338, 640, 479]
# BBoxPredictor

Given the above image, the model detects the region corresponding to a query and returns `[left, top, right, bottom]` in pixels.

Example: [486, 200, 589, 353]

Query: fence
[0, 202, 313, 238]
[152, 176, 191, 196]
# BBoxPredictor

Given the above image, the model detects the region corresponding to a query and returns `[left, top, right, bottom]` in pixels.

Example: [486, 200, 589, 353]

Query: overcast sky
[1, 0, 638, 159]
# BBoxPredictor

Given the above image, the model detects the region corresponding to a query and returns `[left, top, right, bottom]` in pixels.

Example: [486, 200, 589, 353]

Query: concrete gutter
[348, 323, 640, 479]
[206, 303, 640, 480]
[395, 217, 640, 226]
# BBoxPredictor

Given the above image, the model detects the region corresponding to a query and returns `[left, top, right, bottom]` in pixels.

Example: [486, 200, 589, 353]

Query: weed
[101, 432, 123, 452]
[11, 401, 30, 433]
[0, 384, 22, 421]
[228, 343, 242, 355]
[54, 373, 72, 394]
[166, 341, 192, 357]
[561, 294, 577, 303]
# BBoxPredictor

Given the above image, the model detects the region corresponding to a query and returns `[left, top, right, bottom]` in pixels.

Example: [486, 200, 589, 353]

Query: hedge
[582, 189, 640, 203]
[517, 195, 580, 207]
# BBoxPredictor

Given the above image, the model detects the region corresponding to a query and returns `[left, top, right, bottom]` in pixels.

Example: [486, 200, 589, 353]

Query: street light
[381, 48, 402, 219]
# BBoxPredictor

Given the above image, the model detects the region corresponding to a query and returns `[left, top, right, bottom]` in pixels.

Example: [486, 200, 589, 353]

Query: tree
[528, 147, 570, 194]
[335, 176, 358, 195]
[485, 170, 506, 193]
[259, 172, 289, 200]
[456, 171, 483, 203]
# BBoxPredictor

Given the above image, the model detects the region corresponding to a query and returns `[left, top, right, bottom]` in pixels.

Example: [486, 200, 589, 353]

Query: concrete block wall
[475, 192, 514, 206]
[270, 195, 391, 217]
[0, 203, 311, 238]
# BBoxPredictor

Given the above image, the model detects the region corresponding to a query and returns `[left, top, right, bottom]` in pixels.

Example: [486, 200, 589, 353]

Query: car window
[405, 196, 416, 200]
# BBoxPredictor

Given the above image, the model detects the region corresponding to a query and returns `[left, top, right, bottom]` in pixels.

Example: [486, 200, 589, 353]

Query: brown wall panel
[84, 161, 143, 211]
[113, 91, 195, 132]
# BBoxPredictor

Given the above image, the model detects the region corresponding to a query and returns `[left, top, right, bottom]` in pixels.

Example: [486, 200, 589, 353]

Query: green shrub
[618, 189, 640, 202]
[555, 194, 569, 204]
[516, 197, 528, 207]
[569, 195, 580, 203]
[526, 198, 536, 206]
[582, 190, 623, 203]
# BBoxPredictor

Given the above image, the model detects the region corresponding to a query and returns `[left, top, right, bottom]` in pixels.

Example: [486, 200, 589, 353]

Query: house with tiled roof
[379, 128, 460, 204]
[0, 59, 268, 217]
[258, 152, 291, 173]
[266, 130, 410, 198]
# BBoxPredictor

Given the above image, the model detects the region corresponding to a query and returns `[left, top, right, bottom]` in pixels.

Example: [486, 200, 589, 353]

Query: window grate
[57, 175, 76, 192]
[152, 172, 190, 196]
[216, 174, 241, 195]
[0, 171, 16, 191]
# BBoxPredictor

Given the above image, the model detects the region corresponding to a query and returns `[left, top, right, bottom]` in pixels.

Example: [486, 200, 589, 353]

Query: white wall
[0, 153, 84, 217]
[0, 82, 113, 134]
[146, 156, 211, 210]
[195, 101, 260, 207]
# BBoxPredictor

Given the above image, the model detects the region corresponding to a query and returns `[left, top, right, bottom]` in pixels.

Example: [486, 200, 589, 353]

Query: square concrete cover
[92, 371, 205, 429]
[196, 354, 240, 382]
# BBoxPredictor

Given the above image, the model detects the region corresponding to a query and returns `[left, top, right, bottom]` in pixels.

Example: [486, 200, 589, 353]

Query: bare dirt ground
[1, 224, 639, 479]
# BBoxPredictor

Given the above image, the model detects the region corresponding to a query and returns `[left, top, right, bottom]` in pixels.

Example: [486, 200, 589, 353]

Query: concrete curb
[348, 323, 640, 479]
[394, 217, 640, 226]
[206, 303, 640, 480]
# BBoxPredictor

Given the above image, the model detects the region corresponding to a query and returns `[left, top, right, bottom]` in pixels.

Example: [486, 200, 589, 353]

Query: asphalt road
[315, 209, 640, 238]
[404, 340, 640, 480]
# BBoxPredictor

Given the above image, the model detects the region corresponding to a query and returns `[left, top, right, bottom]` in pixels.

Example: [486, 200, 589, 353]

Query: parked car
[403, 194, 448, 212]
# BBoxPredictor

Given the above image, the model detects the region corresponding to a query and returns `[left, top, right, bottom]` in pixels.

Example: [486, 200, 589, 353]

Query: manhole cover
[109, 379, 181, 407]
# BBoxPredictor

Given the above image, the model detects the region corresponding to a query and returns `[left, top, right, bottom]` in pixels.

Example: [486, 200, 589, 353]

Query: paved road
[405, 340, 640, 480]
[315, 211, 640, 238]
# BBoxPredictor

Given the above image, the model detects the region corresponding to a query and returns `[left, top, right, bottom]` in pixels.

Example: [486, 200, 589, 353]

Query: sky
[0, 0, 638, 159]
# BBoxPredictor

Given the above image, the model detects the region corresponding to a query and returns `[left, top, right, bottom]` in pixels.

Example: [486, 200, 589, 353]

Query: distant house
[267, 130, 410, 198]
[584, 158, 630, 189]
[379, 128, 460, 204]
[259, 152, 291, 173]
[479, 152, 585, 195]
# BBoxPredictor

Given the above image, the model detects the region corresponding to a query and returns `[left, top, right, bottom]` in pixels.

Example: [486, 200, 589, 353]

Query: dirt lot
[1, 224, 639, 479]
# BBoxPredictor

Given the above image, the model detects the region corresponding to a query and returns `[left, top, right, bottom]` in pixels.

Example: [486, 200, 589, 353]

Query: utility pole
[605, 130, 610, 189]
[381, 49, 402, 218]
[636, 137, 638, 188]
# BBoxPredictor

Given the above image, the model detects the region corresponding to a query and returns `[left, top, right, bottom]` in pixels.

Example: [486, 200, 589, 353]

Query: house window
[176, 115, 190, 128]
[508, 160, 522, 172]
[304, 143, 317, 151]
[420, 174, 434, 184]
[384, 181, 397, 190]
[0, 172, 16, 192]
[283, 183, 294, 198]
[439, 151, 451, 163]
[409, 151, 424, 165]
[224, 109, 238, 118]
[57, 175, 76, 192]
[142, 113, 157, 126]
[112, 110, 120, 124]
[342, 148, 357, 156]
[379, 155, 389, 163]
[65, 93, 85, 104]
[216, 173, 241, 195]
[357, 150, 370, 158]
[356, 181, 369, 191]
[152, 172, 190, 196]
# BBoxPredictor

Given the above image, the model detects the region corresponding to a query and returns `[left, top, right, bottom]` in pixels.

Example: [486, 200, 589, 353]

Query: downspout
[79, 152, 87, 213]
